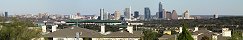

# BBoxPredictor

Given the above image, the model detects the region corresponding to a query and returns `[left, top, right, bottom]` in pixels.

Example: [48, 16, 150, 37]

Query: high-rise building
[162, 9, 167, 19]
[166, 11, 172, 19]
[171, 10, 178, 20]
[144, 7, 151, 20]
[183, 10, 190, 19]
[134, 11, 139, 18]
[108, 13, 112, 20]
[114, 11, 120, 20]
[158, 2, 164, 19]
[131, 14, 133, 17]
[100, 8, 105, 20]
[213, 11, 218, 18]
[124, 7, 132, 20]
[0, 12, 3, 17]
[156, 12, 159, 18]
[77, 13, 80, 16]
[38, 13, 43, 18]
[4, 12, 8, 17]
[108, 13, 113, 20]
[159, 2, 163, 12]
[103, 12, 109, 20]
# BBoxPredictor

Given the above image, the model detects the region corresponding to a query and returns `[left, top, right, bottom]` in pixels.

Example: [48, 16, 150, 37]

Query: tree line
[0, 17, 41, 40]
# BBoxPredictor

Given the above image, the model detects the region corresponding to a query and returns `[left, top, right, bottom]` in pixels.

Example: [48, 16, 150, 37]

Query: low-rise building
[158, 35, 176, 40]
[45, 26, 143, 40]
[163, 30, 172, 35]
[158, 27, 232, 40]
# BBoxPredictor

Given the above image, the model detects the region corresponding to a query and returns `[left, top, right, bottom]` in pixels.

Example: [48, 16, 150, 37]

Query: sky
[0, 0, 242, 15]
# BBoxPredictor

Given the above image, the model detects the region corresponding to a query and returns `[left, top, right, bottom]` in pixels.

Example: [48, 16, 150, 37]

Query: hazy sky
[0, 0, 242, 15]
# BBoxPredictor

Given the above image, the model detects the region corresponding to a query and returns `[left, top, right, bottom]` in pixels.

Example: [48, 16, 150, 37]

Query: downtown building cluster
[0, 1, 222, 21]
[4, 1, 220, 21]
[97, 2, 205, 21]
[0, 12, 8, 18]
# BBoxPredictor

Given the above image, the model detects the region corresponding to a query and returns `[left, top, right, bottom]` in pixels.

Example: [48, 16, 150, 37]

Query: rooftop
[104, 31, 143, 38]
[45, 27, 102, 38]
[45, 26, 143, 38]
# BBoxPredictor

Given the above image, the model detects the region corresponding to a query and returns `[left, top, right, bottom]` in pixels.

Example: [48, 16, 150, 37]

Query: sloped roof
[192, 28, 214, 35]
[191, 28, 231, 40]
[45, 27, 102, 38]
[158, 35, 175, 39]
[104, 31, 143, 38]
[133, 31, 144, 36]
[45, 27, 143, 38]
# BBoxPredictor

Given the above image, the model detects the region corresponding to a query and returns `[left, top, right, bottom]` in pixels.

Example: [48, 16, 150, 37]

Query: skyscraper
[124, 7, 132, 20]
[144, 7, 151, 20]
[183, 10, 190, 19]
[134, 11, 139, 18]
[114, 11, 120, 20]
[38, 13, 43, 18]
[4, 12, 8, 18]
[100, 8, 104, 20]
[158, 2, 164, 19]
[166, 11, 172, 19]
[108, 13, 113, 20]
[77, 13, 80, 16]
[163, 9, 167, 19]
[213, 11, 218, 18]
[0, 12, 3, 16]
[108, 13, 112, 20]
[103, 12, 109, 20]
[156, 12, 159, 18]
[159, 2, 163, 12]
[171, 10, 178, 20]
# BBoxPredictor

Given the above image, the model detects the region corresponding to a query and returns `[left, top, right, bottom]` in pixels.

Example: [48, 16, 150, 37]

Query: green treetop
[177, 21, 194, 40]
[0, 18, 41, 40]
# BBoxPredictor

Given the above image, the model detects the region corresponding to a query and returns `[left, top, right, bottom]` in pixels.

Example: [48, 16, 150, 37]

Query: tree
[201, 36, 210, 40]
[231, 30, 243, 40]
[143, 30, 159, 40]
[177, 21, 194, 40]
[0, 18, 41, 40]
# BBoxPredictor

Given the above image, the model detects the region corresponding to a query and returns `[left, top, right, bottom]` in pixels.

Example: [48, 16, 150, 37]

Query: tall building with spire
[159, 2, 163, 12]
[100, 8, 105, 20]
[114, 11, 120, 20]
[124, 7, 132, 20]
[171, 10, 178, 20]
[158, 2, 164, 19]
[183, 10, 190, 19]
[144, 7, 151, 20]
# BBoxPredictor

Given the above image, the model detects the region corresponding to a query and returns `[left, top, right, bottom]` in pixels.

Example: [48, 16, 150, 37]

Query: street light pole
[76, 19, 79, 27]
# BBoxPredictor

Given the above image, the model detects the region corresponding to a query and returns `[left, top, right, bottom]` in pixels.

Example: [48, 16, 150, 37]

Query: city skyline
[0, 0, 243, 15]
